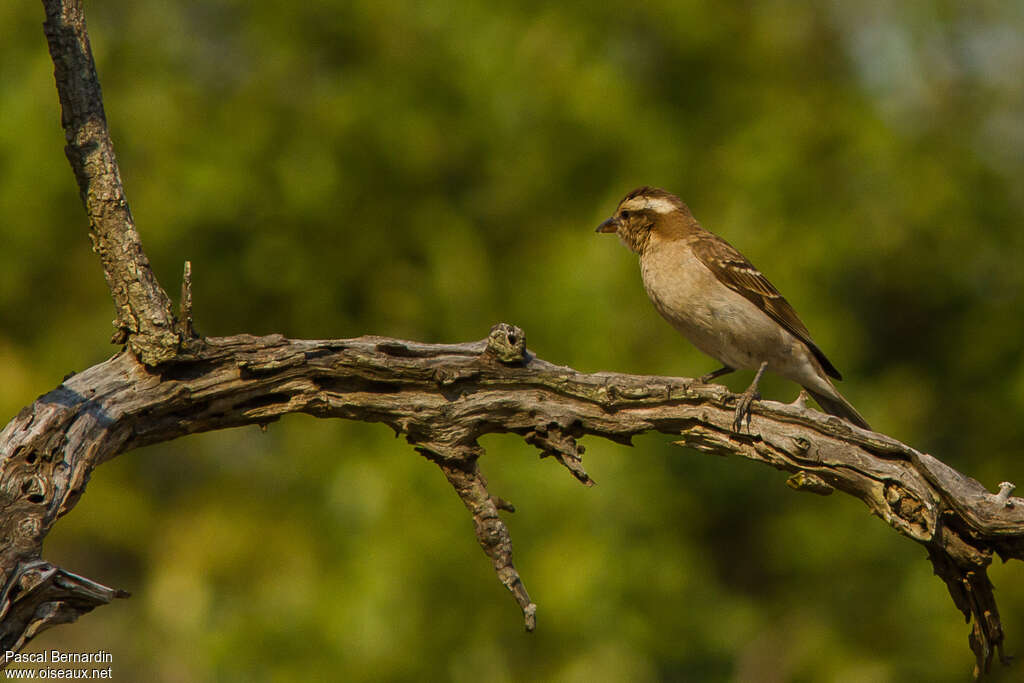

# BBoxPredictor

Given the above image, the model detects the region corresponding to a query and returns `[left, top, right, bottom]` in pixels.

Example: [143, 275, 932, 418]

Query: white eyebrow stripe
[619, 196, 679, 214]
[643, 197, 678, 214]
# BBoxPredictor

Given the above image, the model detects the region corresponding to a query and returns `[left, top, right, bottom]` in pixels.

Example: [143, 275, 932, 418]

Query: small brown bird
[597, 186, 870, 431]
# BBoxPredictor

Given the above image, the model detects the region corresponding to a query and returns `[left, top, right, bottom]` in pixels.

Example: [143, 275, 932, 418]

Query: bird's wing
[689, 231, 842, 380]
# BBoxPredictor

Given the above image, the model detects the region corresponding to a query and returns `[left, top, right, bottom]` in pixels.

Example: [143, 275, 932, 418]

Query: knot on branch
[432, 366, 481, 390]
[485, 323, 527, 364]
[786, 471, 833, 495]
[995, 482, 1016, 507]
[884, 482, 933, 538]
[524, 421, 593, 487]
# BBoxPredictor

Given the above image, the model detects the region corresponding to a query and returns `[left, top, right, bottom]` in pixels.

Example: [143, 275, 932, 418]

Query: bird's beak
[596, 216, 620, 234]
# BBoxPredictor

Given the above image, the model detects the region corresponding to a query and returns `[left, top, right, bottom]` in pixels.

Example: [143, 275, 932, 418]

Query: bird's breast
[640, 245, 719, 332]
[639, 241, 795, 372]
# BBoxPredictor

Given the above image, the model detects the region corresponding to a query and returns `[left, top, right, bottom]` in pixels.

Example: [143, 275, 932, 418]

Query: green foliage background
[3, 1, 1024, 680]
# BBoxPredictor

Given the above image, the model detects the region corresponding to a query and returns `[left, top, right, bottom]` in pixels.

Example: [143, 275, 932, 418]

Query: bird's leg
[733, 361, 769, 432]
[700, 365, 735, 384]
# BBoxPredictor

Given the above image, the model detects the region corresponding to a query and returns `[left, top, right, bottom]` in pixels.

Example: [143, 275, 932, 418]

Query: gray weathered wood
[41, 0, 179, 363]
[1, 326, 1020, 677]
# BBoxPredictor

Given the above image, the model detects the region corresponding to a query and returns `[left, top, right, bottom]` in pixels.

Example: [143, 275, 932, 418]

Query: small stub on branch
[178, 260, 196, 339]
[525, 424, 594, 487]
[522, 602, 537, 632]
[995, 481, 1016, 507]
[109, 320, 129, 345]
[485, 323, 527, 364]
[786, 471, 834, 495]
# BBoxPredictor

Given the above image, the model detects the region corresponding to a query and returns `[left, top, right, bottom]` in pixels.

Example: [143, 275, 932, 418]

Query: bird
[596, 186, 870, 431]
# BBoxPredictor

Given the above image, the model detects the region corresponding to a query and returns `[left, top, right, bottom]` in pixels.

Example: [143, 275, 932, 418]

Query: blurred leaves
[3, 0, 1023, 680]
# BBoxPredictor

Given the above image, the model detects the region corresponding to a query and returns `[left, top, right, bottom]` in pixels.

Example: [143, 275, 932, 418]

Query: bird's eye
[620, 210, 631, 219]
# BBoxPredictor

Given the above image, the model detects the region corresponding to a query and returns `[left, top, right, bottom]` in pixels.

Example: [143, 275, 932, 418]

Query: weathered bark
[42, 0, 179, 363]
[5, 0, 1017, 680]
[1, 326, 1021, 677]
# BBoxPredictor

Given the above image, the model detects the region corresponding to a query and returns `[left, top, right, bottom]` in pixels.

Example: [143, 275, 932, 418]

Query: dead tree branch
[3, 0, 1017, 680]
[42, 0, 179, 363]
[2, 327, 1022, 677]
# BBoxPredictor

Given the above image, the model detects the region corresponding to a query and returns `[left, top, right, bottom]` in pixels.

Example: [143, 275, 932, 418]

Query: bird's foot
[733, 388, 760, 432]
[732, 361, 769, 432]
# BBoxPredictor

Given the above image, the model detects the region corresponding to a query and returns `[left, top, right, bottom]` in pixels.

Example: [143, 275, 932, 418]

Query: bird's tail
[805, 386, 871, 430]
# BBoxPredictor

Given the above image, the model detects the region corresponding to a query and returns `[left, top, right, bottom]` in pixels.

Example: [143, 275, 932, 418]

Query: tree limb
[41, 0, 179, 363]
[0, 325, 1021, 677]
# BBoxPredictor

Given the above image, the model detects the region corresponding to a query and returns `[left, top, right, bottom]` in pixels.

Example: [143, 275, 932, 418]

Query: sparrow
[596, 186, 870, 431]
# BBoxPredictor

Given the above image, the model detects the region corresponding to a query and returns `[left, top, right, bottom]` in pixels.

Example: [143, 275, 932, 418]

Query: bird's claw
[733, 390, 760, 432]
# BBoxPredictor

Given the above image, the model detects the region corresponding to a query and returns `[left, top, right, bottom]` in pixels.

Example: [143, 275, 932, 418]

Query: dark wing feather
[690, 232, 842, 380]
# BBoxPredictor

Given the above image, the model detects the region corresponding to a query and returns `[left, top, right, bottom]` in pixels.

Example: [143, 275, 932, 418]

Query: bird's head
[596, 186, 695, 253]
